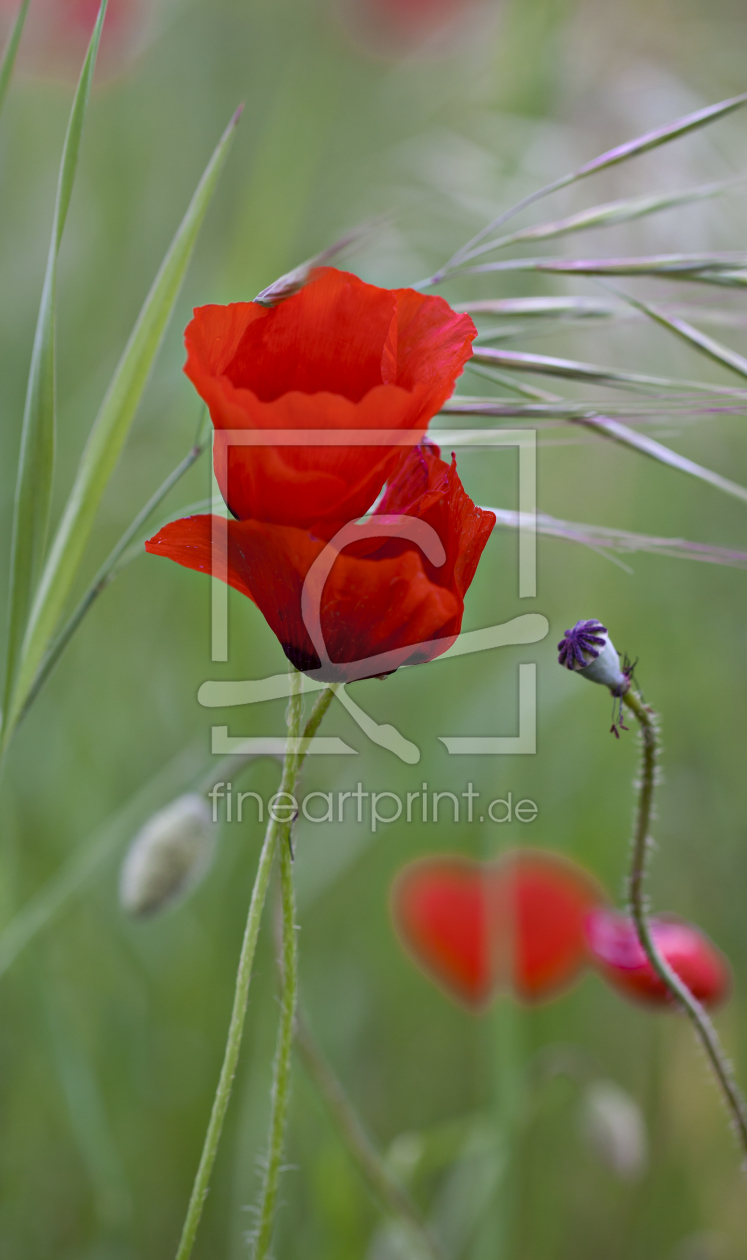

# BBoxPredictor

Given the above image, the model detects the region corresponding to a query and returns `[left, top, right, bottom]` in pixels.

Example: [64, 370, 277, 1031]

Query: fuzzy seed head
[119, 794, 216, 918]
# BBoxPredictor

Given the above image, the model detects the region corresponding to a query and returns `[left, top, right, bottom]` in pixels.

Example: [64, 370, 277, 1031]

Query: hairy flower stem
[295, 1011, 445, 1260]
[175, 678, 336, 1260]
[622, 687, 747, 1164]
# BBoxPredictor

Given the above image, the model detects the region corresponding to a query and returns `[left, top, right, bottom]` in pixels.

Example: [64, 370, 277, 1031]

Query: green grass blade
[420, 93, 747, 286]
[460, 296, 623, 323]
[459, 180, 738, 264]
[690, 270, 747, 288]
[460, 253, 747, 280]
[6, 106, 241, 739]
[437, 419, 747, 500]
[578, 414, 747, 503]
[0, 741, 206, 983]
[464, 298, 747, 336]
[254, 217, 387, 305]
[0, 0, 30, 120]
[442, 393, 746, 421]
[488, 507, 747, 569]
[609, 287, 747, 384]
[471, 346, 747, 396]
[443, 382, 747, 502]
[1, 0, 106, 745]
[15, 423, 210, 734]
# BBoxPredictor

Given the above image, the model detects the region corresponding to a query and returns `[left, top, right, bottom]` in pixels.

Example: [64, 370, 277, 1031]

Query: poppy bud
[585, 907, 731, 1009]
[580, 1079, 647, 1180]
[557, 619, 628, 693]
[119, 794, 216, 918]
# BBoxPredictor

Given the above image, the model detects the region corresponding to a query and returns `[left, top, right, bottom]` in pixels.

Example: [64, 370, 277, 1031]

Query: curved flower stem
[295, 1010, 445, 1260]
[175, 678, 337, 1260]
[622, 687, 747, 1163]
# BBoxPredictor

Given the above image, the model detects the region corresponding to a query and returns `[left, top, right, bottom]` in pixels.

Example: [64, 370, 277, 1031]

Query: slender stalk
[251, 762, 300, 1258]
[175, 680, 336, 1260]
[296, 1012, 445, 1260]
[622, 687, 747, 1163]
[11, 419, 210, 739]
[0, 0, 31, 122]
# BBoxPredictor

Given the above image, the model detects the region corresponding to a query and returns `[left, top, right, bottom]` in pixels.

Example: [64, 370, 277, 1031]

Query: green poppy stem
[251, 747, 301, 1258]
[295, 1010, 445, 1260]
[622, 687, 747, 1164]
[175, 676, 336, 1260]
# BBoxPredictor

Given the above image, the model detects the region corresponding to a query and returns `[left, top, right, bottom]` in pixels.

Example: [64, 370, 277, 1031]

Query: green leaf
[1, 0, 107, 745]
[421, 92, 747, 287]
[0, 0, 30, 122]
[459, 179, 739, 264]
[5, 106, 241, 741]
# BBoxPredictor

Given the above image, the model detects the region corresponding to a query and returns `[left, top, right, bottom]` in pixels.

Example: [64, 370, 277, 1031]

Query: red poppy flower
[146, 441, 494, 680]
[390, 851, 607, 1010]
[184, 267, 476, 535]
[0, 0, 151, 80]
[335, 0, 488, 58]
[585, 908, 730, 1009]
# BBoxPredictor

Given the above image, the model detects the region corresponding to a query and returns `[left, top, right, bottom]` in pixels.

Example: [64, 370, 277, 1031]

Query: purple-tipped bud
[558, 619, 627, 693]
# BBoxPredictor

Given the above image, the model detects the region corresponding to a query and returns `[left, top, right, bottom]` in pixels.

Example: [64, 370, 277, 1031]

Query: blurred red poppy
[147, 268, 490, 680]
[0, 0, 152, 80]
[390, 851, 607, 1010]
[333, 0, 493, 59]
[184, 268, 476, 536]
[146, 441, 494, 680]
[585, 908, 730, 1009]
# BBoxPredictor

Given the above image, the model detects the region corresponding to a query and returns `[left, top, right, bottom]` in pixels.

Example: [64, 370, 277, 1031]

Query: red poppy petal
[586, 908, 731, 1009]
[391, 858, 494, 1010]
[393, 284, 477, 412]
[224, 269, 398, 403]
[391, 851, 606, 1011]
[208, 385, 424, 531]
[495, 851, 607, 1002]
[145, 515, 462, 677]
[377, 446, 495, 604]
[390, 846, 604, 1013]
[144, 515, 255, 604]
[216, 520, 461, 677]
[182, 269, 476, 530]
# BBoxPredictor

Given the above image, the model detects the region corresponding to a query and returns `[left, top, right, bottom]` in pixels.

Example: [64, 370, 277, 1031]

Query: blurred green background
[2, 0, 747, 1256]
